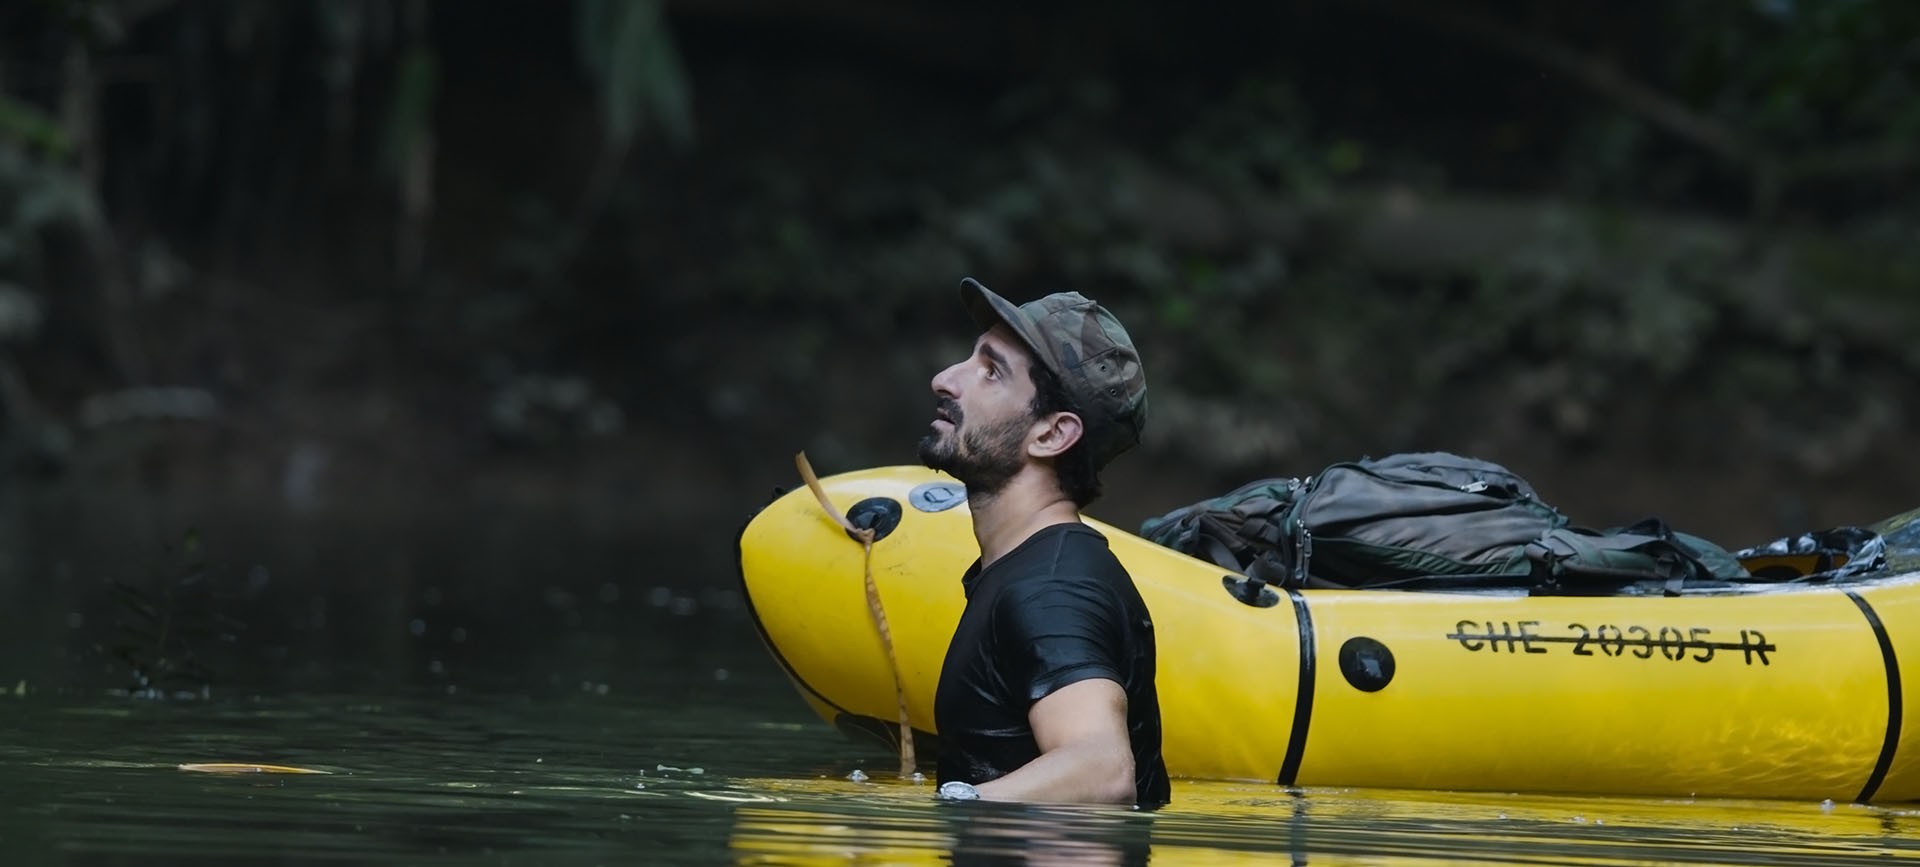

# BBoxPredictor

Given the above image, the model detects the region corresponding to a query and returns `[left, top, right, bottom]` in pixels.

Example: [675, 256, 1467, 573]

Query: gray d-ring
[908, 481, 968, 513]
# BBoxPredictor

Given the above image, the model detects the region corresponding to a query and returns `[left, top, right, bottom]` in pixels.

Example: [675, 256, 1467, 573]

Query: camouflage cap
[959, 277, 1148, 470]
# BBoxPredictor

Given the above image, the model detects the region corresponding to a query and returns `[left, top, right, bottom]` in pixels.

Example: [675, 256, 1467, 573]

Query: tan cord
[794, 452, 916, 779]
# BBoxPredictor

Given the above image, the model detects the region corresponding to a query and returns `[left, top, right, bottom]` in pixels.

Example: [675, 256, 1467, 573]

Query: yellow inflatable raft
[737, 465, 1920, 803]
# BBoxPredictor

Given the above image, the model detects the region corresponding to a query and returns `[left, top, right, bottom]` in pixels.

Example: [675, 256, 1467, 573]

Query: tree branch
[1368, 0, 1918, 212]
[1370, 0, 1762, 169]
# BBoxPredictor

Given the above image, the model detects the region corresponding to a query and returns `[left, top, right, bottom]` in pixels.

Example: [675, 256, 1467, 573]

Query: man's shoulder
[1048, 523, 1130, 575]
[993, 523, 1123, 576]
[1023, 521, 1114, 557]
[996, 530, 1136, 604]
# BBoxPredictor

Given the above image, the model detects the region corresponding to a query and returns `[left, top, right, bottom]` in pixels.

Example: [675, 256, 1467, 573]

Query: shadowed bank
[2, 2, 1920, 859]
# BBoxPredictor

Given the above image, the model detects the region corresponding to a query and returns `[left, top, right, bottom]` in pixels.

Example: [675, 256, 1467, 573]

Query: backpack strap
[1142, 478, 1301, 574]
[1614, 517, 1749, 580]
[1526, 526, 1697, 595]
[1198, 534, 1241, 575]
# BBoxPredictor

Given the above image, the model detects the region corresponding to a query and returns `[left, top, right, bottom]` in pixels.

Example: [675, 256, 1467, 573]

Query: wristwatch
[936, 781, 981, 801]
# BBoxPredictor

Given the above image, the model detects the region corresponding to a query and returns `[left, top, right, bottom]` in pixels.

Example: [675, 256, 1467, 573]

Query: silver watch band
[936, 780, 981, 801]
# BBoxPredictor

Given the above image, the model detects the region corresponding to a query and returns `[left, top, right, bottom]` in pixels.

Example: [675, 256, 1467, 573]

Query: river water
[4, 488, 1919, 864]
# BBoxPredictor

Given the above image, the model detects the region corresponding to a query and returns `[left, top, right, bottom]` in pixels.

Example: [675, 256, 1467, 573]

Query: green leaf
[0, 96, 70, 158]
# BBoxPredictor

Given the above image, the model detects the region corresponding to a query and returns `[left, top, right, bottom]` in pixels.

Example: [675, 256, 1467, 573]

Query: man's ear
[1029, 411, 1084, 460]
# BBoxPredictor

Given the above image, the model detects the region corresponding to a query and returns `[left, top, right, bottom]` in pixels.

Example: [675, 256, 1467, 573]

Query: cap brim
[959, 278, 1049, 366]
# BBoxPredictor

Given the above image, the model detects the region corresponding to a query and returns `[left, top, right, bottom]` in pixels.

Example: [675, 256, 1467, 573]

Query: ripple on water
[5, 692, 1920, 863]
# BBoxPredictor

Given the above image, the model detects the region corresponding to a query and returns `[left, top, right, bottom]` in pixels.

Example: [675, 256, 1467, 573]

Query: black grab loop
[1222, 551, 1286, 607]
[846, 497, 903, 543]
[1221, 575, 1281, 608]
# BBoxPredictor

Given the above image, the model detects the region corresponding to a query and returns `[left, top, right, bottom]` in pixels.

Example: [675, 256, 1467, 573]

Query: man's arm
[972, 678, 1137, 804]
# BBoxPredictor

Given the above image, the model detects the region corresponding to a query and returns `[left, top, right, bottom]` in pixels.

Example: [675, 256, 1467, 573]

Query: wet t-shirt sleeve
[992, 577, 1125, 704]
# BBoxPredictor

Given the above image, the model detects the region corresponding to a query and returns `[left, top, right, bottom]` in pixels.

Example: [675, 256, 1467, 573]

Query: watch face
[937, 781, 980, 800]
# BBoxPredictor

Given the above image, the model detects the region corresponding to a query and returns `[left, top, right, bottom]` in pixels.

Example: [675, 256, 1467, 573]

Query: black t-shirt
[933, 522, 1171, 806]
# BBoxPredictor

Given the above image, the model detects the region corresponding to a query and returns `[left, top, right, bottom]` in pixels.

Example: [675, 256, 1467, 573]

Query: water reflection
[730, 781, 1920, 865]
[6, 687, 1920, 863]
[945, 805, 1154, 866]
[0, 486, 750, 697]
[732, 794, 1154, 866]
[9, 487, 1920, 863]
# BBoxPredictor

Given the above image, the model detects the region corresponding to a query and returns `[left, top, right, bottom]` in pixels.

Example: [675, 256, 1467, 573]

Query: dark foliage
[0, 0, 1914, 542]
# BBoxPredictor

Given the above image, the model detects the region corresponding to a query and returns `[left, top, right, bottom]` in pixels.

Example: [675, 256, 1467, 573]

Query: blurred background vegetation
[2, 0, 1918, 544]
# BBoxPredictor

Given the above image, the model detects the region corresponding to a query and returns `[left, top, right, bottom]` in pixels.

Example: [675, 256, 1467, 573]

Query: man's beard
[917, 402, 1028, 499]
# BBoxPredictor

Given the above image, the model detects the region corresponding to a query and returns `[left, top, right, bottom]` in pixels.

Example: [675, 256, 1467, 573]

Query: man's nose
[931, 361, 961, 398]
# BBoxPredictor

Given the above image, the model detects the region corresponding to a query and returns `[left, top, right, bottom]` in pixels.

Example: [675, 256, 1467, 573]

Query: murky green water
[7, 685, 1920, 864]
[5, 490, 1920, 864]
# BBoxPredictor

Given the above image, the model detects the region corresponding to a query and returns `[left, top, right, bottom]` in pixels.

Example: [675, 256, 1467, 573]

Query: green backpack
[1140, 452, 1748, 594]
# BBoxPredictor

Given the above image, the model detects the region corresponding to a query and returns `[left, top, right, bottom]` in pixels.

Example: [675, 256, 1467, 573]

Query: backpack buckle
[1290, 526, 1314, 587]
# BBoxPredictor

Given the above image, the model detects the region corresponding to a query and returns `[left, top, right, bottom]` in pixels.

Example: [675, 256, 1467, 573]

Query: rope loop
[794, 453, 915, 778]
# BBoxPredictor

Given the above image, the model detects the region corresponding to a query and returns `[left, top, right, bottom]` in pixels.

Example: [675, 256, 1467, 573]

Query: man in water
[918, 277, 1170, 807]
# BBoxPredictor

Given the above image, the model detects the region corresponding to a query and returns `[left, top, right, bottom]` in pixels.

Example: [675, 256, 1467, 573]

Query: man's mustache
[934, 398, 962, 426]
